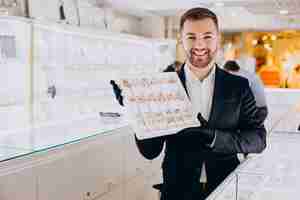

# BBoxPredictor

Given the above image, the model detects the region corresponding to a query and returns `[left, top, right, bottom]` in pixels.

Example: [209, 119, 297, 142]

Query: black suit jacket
[135, 65, 267, 200]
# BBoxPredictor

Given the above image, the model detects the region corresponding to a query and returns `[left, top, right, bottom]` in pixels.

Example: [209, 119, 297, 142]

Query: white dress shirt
[184, 62, 216, 183]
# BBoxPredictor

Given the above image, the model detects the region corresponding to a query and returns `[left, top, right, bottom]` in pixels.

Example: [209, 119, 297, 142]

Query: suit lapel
[208, 66, 226, 127]
[177, 64, 190, 99]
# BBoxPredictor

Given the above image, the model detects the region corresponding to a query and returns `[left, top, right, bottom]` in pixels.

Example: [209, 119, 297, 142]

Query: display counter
[207, 132, 300, 200]
[0, 121, 164, 200]
[0, 116, 128, 162]
[264, 88, 300, 133]
[265, 88, 300, 104]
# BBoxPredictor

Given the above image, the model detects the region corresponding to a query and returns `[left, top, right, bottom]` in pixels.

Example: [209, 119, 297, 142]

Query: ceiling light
[279, 10, 289, 15]
[262, 35, 268, 41]
[271, 35, 277, 41]
[252, 39, 258, 46]
[264, 43, 272, 51]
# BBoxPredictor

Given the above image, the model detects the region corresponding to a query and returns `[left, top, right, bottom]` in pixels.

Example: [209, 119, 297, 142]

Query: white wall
[139, 15, 165, 38]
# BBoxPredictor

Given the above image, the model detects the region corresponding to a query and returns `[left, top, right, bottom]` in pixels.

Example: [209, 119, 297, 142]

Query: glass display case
[0, 117, 128, 162]
[0, 17, 176, 165]
[207, 133, 300, 200]
[271, 101, 300, 133]
[264, 88, 300, 133]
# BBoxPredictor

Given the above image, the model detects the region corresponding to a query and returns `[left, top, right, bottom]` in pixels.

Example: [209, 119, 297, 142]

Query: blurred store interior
[0, 1, 300, 200]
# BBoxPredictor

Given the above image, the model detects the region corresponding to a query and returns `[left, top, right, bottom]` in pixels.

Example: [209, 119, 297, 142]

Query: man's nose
[193, 38, 206, 49]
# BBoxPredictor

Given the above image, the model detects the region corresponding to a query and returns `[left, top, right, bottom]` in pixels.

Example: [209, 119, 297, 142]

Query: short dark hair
[180, 7, 219, 31]
[223, 60, 240, 72]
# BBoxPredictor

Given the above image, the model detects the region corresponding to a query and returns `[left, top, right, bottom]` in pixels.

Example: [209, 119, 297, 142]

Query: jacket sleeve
[134, 135, 165, 160]
[257, 106, 268, 125]
[212, 81, 267, 154]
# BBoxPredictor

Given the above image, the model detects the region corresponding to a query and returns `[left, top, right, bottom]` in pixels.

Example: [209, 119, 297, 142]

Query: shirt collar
[184, 61, 216, 85]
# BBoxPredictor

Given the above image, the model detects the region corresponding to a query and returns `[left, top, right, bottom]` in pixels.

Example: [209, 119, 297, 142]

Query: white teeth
[192, 50, 207, 56]
[193, 51, 207, 56]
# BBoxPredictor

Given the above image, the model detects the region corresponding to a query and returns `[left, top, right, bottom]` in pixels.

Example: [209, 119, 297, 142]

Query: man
[112, 7, 266, 200]
[223, 60, 268, 122]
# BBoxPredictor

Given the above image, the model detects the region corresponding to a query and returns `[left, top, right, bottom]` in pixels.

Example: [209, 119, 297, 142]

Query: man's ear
[178, 36, 183, 44]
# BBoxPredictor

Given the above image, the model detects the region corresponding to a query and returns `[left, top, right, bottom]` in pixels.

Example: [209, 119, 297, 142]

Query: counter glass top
[0, 117, 128, 162]
[207, 132, 300, 200]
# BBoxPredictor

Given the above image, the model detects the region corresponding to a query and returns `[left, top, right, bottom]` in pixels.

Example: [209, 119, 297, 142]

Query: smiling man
[113, 7, 267, 200]
[181, 16, 219, 79]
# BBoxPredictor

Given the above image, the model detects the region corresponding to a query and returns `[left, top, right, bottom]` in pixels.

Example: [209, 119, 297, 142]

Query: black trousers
[160, 150, 239, 200]
[160, 181, 213, 200]
[161, 153, 211, 200]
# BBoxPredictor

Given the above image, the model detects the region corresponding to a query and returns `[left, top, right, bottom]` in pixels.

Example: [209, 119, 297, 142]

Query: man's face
[181, 18, 219, 69]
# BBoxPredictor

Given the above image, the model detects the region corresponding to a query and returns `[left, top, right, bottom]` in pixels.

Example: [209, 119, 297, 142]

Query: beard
[186, 48, 217, 69]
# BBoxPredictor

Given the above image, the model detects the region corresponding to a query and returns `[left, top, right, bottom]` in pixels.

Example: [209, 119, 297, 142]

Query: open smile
[191, 49, 208, 57]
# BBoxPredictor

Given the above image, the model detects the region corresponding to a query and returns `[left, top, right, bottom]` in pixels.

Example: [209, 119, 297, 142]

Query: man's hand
[178, 126, 215, 146]
[110, 80, 124, 106]
[176, 113, 215, 147]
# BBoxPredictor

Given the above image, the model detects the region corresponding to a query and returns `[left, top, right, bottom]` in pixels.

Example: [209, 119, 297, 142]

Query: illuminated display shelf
[0, 16, 175, 166]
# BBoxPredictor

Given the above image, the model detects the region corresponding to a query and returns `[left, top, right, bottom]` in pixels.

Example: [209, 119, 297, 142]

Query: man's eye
[187, 37, 196, 40]
[204, 35, 213, 39]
